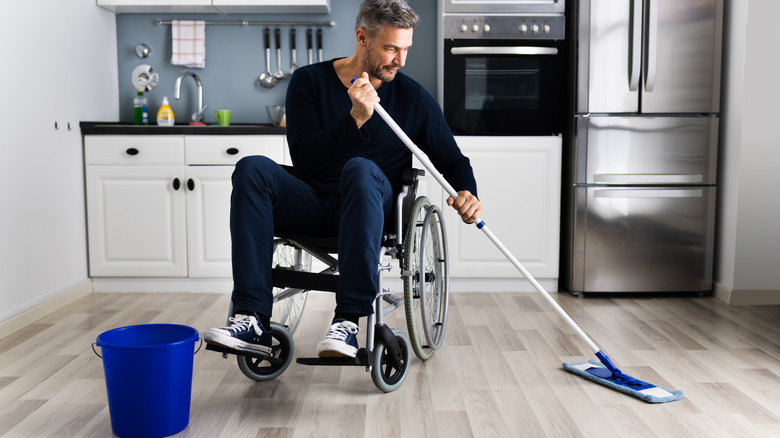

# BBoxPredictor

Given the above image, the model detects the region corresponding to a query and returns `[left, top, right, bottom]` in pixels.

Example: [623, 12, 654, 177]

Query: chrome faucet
[174, 71, 207, 123]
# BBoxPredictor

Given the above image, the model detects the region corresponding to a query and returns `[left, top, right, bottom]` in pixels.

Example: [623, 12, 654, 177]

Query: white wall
[0, 1, 118, 323]
[716, 0, 780, 303]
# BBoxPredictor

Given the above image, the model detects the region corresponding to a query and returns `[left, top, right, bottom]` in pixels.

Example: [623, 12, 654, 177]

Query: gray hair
[355, 0, 419, 37]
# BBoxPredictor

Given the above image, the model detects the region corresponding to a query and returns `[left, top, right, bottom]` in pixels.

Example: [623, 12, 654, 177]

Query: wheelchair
[206, 166, 450, 392]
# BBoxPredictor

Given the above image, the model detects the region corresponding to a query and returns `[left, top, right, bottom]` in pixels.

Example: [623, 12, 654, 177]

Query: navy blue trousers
[229, 155, 394, 318]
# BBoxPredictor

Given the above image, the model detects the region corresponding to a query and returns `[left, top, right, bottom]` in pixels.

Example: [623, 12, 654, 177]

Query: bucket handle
[91, 338, 202, 358]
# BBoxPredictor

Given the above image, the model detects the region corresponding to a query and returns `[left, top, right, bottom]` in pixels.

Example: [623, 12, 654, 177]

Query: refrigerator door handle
[629, 0, 643, 91]
[593, 173, 705, 184]
[644, 0, 658, 92]
[593, 188, 704, 199]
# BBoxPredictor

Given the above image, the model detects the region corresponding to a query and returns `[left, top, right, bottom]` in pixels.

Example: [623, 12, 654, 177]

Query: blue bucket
[94, 324, 200, 438]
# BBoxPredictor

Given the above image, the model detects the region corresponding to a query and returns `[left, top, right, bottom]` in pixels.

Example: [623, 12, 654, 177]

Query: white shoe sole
[316, 339, 358, 358]
[204, 331, 272, 355]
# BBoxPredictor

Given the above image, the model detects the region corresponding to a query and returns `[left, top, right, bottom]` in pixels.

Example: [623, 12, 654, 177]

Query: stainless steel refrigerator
[562, 0, 722, 294]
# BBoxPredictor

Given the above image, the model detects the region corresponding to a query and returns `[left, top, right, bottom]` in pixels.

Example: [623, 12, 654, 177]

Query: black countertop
[80, 121, 286, 136]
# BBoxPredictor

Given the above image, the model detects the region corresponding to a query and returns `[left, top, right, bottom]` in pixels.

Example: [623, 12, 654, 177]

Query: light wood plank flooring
[1, 291, 779, 437]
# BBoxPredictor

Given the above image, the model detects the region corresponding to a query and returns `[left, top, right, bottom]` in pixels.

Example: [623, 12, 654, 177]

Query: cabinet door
[448, 136, 561, 278]
[86, 165, 187, 276]
[186, 166, 234, 277]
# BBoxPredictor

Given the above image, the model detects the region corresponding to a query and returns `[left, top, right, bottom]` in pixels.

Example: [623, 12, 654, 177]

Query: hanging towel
[171, 20, 206, 68]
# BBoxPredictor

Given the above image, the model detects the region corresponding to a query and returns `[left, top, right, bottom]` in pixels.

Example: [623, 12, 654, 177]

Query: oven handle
[450, 46, 558, 56]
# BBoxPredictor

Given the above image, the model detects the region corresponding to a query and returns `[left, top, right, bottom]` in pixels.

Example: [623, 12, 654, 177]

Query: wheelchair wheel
[237, 322, 294, 382]
[371, 329, 411, 393]
[403, 196, 450, 361]
[272, 239, 310, 334]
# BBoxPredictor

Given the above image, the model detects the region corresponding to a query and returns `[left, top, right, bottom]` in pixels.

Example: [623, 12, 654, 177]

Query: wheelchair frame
[206, 167, 450, 392]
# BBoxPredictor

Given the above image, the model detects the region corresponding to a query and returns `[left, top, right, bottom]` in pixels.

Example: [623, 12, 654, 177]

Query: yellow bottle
[156, 96, 175, 126]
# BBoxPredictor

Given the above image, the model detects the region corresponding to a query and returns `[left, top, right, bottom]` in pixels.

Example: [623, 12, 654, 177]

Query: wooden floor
[1, 290, 779, 437]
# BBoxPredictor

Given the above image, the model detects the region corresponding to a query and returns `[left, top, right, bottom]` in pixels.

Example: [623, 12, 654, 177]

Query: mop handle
[372, 102, 601, 355]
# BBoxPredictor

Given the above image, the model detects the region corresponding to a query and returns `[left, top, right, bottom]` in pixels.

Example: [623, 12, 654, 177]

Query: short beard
[363, 40, 398, 83]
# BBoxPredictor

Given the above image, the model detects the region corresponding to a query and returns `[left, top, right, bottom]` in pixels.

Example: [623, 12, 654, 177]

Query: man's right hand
[348, 72, 379, 128]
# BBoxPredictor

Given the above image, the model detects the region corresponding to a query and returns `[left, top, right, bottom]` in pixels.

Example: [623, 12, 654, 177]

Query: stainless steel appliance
[439, 13, 566, 135]
[443, 0, 564, 14]
[562, 0, 723, 294]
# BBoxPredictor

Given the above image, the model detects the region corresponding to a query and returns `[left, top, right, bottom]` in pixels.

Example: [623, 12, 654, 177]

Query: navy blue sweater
[285, 60, 477, 198]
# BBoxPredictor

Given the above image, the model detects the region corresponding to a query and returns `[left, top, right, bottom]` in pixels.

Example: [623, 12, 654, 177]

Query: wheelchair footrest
[296, 348, 369, 366]
[205, 343, 281, 364]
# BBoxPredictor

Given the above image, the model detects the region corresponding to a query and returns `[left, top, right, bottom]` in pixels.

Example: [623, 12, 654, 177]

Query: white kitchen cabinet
[185, 165, 234, 277]
[213, 0, 330, 13]
[445, 136, 562, 279]
[85, 136, 188, 276]
[184, 135, 286, 277]
[84, 134, 285, 278]
[96, 0, 330, 13]
[96, 0, 215, 13]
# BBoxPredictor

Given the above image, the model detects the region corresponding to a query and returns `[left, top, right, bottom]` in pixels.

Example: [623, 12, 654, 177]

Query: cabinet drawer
[85, 135, 185, 165]
[185, 135, 285, 165]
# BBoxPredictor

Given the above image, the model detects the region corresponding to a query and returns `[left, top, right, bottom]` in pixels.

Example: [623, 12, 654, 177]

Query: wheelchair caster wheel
[371, 328, 411, 393]
[237, 322, 294, 382]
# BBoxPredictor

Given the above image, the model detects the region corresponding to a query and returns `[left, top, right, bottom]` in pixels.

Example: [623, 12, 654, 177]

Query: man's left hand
[447, 191, 483, 224]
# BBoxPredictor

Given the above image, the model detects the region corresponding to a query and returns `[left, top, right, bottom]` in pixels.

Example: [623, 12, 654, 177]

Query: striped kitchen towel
[171, 20, 205, 68]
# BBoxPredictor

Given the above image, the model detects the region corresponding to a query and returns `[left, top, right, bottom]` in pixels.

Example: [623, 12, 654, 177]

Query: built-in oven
[440, 14, 565, 136]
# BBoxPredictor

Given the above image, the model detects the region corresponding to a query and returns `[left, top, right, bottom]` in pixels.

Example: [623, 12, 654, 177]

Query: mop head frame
[563, 359, 683, 403]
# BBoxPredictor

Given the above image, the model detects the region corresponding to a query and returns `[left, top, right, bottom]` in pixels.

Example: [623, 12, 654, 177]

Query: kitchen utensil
[215, 109, 231, 126]
[307, 28, 313, 65]
[273, 28, 286, 80]
[289, 28, 298, 74]
[266, 105, 286, 127]
[135, 43, 151, 59]
[258, 28, 278, 89]
[317, 28, 323, 62]
[131, 64, 158, 91]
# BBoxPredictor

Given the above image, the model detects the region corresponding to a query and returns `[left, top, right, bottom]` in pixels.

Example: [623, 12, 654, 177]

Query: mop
[366, 89, 683, 403]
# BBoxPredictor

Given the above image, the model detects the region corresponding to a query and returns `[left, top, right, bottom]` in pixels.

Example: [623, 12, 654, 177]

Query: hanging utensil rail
[154, 20, 335, 27]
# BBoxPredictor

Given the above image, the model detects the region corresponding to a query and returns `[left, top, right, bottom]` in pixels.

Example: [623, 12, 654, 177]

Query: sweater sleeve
[412, 86, 478, 199]
[284, 66, 368, 181]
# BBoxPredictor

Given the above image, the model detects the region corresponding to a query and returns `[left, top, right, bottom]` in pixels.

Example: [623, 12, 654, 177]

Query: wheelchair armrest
[401, 167, 425, 186]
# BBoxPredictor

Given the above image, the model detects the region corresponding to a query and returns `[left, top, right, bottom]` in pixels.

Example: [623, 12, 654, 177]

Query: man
[204, 0, 482, 358]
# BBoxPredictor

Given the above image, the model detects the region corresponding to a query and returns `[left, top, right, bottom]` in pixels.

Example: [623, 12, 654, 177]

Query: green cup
[215, 109, 231, 126]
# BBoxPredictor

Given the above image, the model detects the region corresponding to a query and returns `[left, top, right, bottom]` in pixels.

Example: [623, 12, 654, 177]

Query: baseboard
[0, 279, 93, 340]
[91, 277, 558, 294]
[713, 282, 780, 305]
[91, 277, 233, 293]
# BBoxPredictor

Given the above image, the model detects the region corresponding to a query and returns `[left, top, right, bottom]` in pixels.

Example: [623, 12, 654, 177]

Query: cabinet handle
[126, 148, 140, 156]
[226, 147, 239, 155]
[187, 178, 195, 191]
[173, 178, 181, 190]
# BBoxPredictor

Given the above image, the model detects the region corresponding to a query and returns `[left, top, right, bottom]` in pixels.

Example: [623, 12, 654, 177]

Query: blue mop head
[563, 359, 683, 403]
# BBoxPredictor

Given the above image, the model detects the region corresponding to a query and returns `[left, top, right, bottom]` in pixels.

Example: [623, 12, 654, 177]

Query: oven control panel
[443, 15, 565, 40]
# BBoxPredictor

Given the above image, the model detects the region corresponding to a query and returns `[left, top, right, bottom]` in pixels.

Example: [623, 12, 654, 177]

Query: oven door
[443, 39, 565, 136]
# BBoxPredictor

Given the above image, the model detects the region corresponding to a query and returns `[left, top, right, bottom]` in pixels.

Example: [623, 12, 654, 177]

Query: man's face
[361, 25, 413, 83]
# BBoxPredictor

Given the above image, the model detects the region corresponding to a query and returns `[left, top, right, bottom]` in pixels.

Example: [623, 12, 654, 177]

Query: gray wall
[116, 0, 437, 124]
